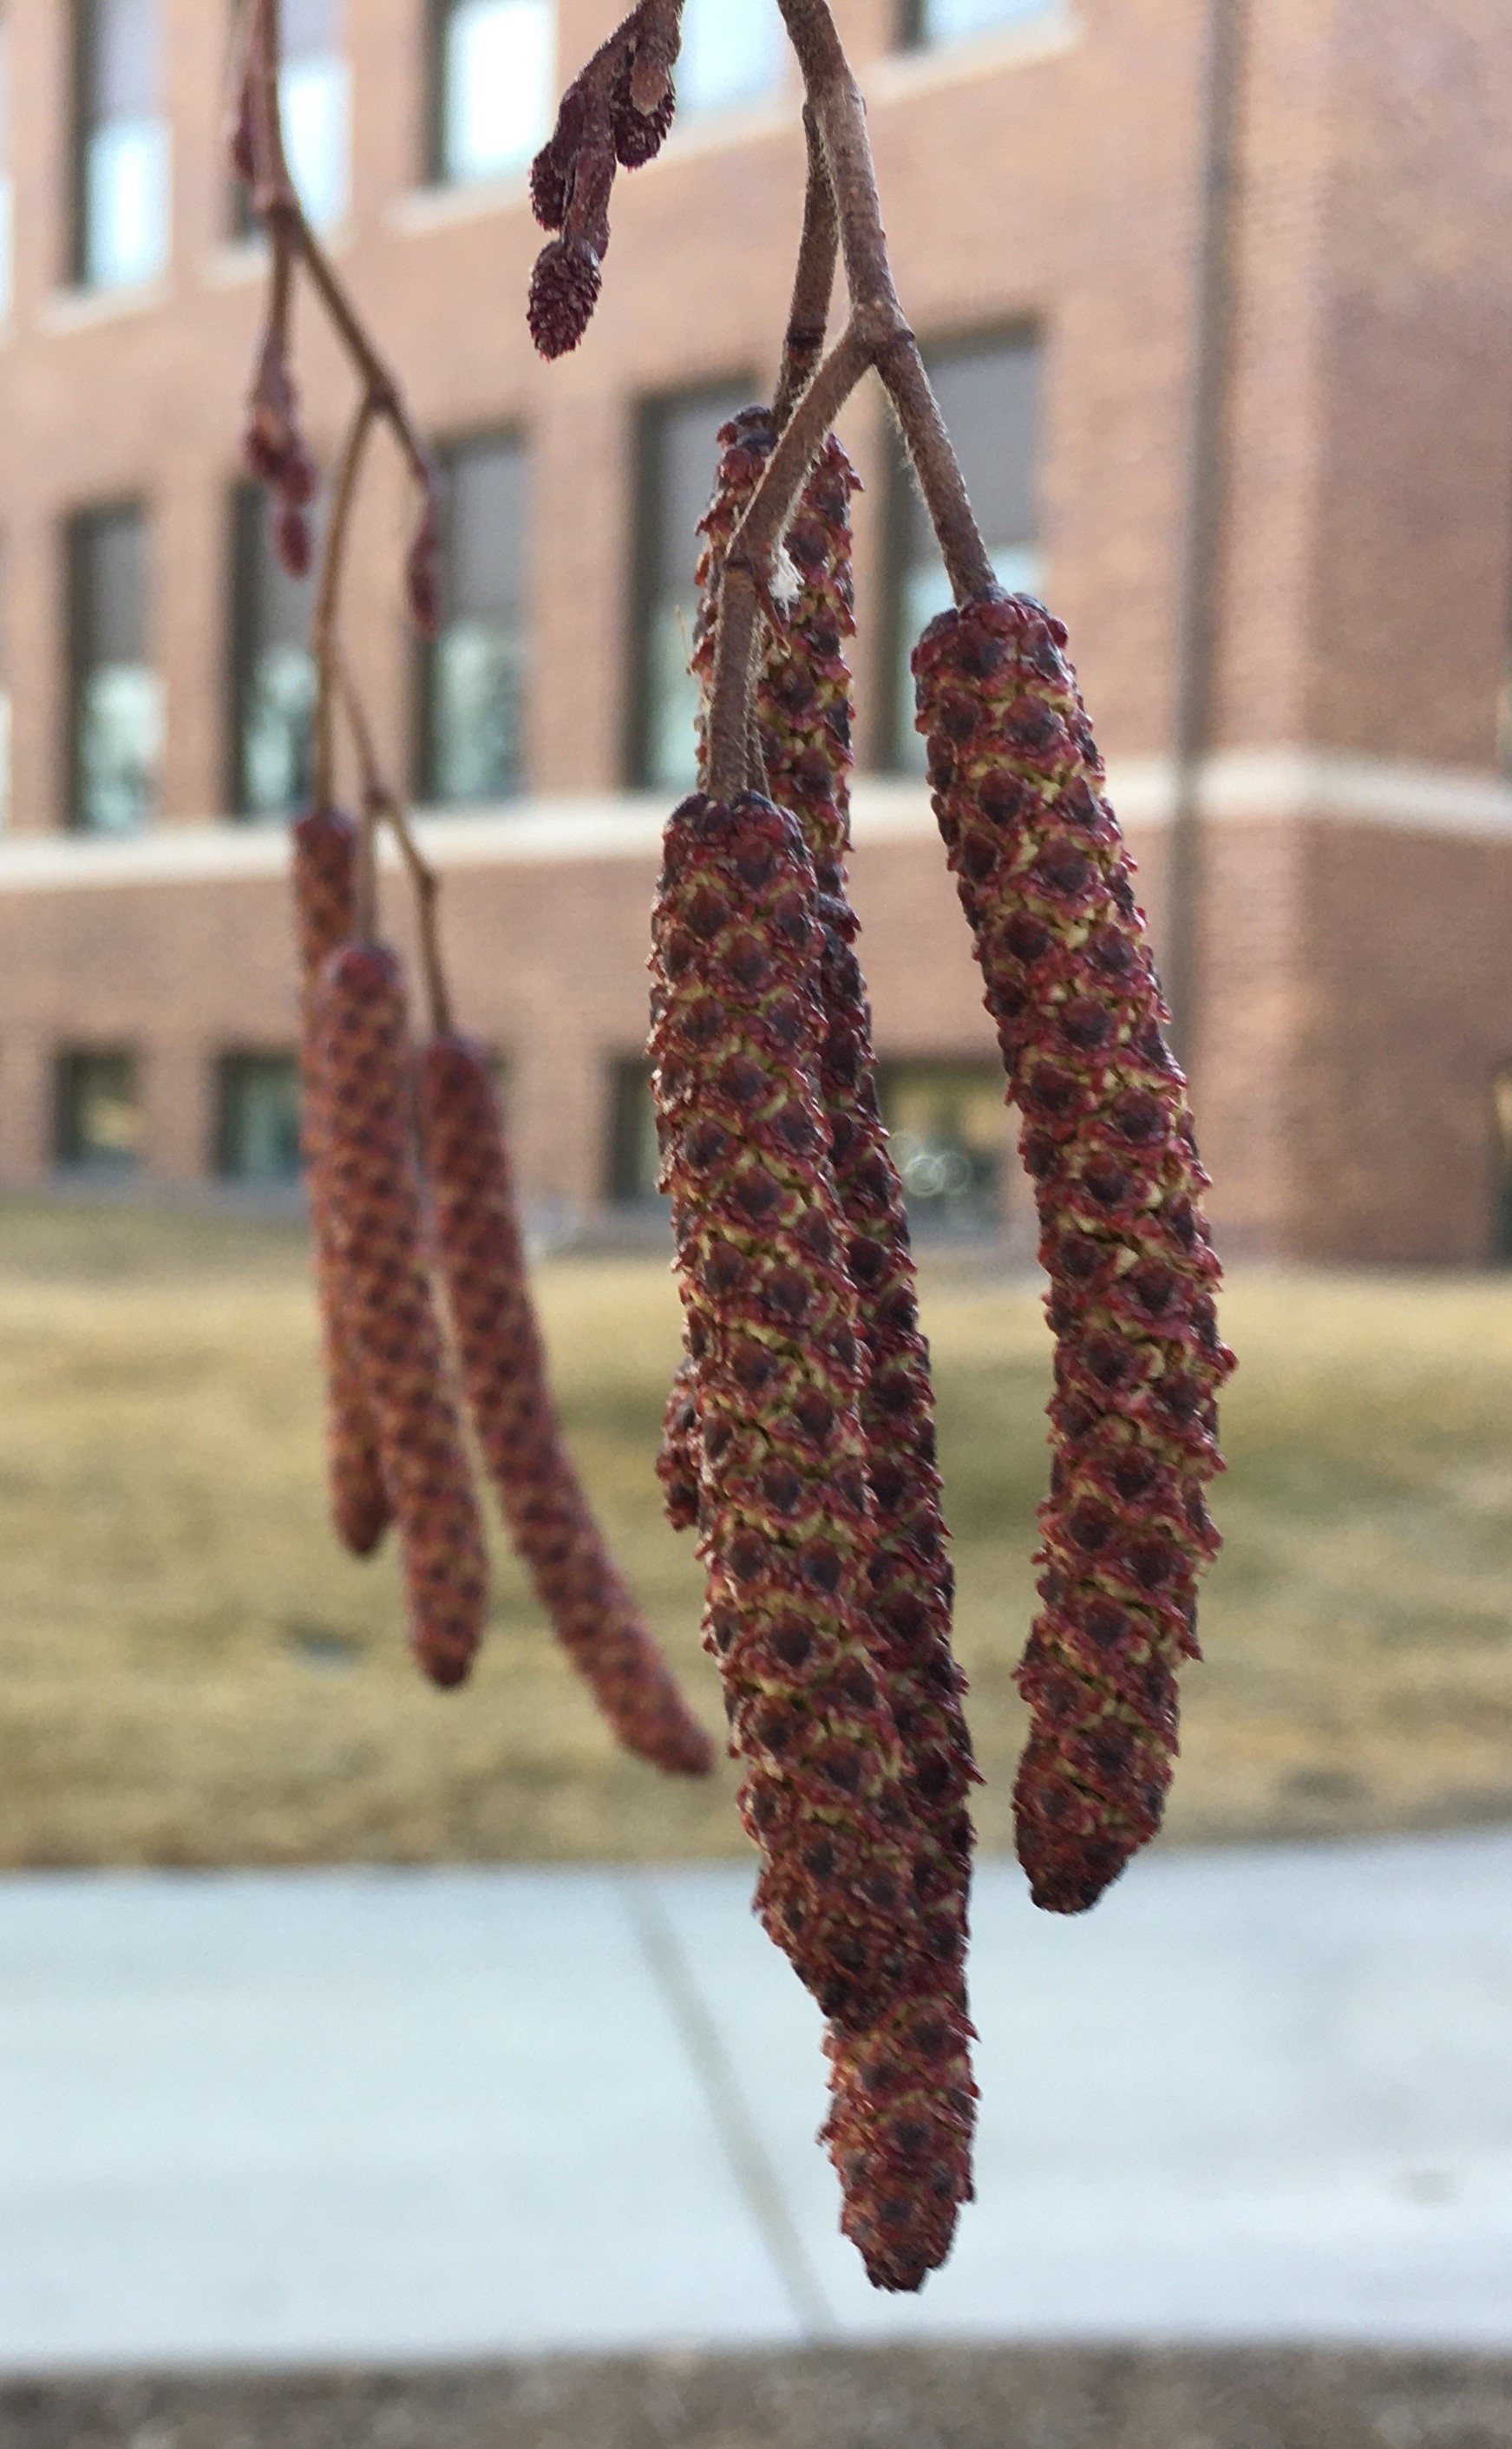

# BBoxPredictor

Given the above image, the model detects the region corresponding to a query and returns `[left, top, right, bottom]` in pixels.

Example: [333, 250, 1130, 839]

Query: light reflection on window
[78, 0, 170, 291]
[678, 0, 785, 117]
[436, 0, 554, 185]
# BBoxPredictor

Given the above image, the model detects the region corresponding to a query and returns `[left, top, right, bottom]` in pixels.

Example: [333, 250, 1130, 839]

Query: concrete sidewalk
[0, 1830, 1509, 2371]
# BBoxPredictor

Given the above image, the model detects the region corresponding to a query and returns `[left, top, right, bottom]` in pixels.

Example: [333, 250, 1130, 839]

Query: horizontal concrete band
[0, 750, 1509, 893]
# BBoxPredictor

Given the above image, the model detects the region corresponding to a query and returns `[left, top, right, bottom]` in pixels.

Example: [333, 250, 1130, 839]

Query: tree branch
[773, 105, 839, 431]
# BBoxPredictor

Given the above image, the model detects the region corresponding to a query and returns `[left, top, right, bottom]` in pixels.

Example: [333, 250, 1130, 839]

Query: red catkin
[314, 943, 490, 1690]
[696, 411, 978, 2290]
[419, 1034, 712, 1776]
[913, 591, 1233, 1914]
[651, 787, 921, 2033]
[291, 808, 391, 1560]
[656, 1354, 702, 1534]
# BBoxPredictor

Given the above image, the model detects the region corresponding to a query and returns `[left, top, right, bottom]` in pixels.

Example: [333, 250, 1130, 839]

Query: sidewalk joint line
[625, 1874, 837, 2343]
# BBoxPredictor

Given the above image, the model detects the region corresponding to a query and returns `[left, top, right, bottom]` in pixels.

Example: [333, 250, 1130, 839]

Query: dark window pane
[76, 0, 169, 287]
[75, 504, 146, 663]
[679, 0, 784, 115]
[424, 434, 528, 804]
[232, 485, 317, 820]
[217, 1052, 303, 1183]
[70, 505, 160, 833]
[908, 339, 1039, 561]
[83, 0, 159, 121]
[632, 383, 753, 790]
[888, 333, 1041, 766]
[876, 1060, 1007, 1235]
[448, 437, 527, 619]
[435, 0, 553, 185]
[285, 0, 340, 58]
[56, 1048, 141, 1172]
[607, 1059, 663, 1206]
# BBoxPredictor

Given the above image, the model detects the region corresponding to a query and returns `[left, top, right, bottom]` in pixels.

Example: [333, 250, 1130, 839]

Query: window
[607, 1058, 663, 1206]
[431, 0, 553, 186]
[0, 10, 14, 321]
[56, 1049, 142, 1174]
[678, 0, 785, 116]
[877, 1060, 1007, 1234]
[217, 1052, 303, 1183]
[74, 0, 170, 291]
[1495, 1068, 1512, 1263]
[887, 332, 1040, 766]
[901, 0, 1057, 44]
[231, 484, 316, 819]
[280, 0, 348, 232]
[230, 0, 348, 235]
[632, 383, 752, 790]
[69, 504, 160, 834]
[422, 434, 529, 805]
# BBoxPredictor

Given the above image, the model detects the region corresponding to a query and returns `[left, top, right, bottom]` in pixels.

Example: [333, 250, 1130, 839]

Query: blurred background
[0, 2, 1510, 2444]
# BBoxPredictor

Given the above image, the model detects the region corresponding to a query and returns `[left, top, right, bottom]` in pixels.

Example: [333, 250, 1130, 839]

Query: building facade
[0, 0, 1508, 1261]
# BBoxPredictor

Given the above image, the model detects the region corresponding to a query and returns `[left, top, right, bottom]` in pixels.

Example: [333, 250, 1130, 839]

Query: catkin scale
[314, 943, 490, 1690]
[419, 1034, 713, 1776]
[291, 808, 391, 1559]
[651, 789, 922, 2033]
[913, 593, 1233, 1913]
[694, 412, 978, 2290]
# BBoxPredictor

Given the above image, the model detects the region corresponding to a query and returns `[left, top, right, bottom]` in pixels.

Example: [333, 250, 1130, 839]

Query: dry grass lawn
[0, 1197, 1509, 1868]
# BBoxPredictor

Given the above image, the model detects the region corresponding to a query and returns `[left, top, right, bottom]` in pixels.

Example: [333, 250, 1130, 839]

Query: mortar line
[625, 1874, 837, 2343]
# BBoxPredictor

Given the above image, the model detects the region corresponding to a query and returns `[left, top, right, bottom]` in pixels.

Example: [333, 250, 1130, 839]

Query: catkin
[651, 789, 924, 2032]
[291, 808, 391, 1559]
[314, 943, 490, 1690]
[913, 592, 1233, 1913]
[694, 410, 978, 2290]
[656, 1355, 702, 1533]
[419, 1034, 712, 1776]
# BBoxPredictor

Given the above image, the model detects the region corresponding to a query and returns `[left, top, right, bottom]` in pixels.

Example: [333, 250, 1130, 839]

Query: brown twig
[773, 105, 839, 430]
[243, 0, 433, 497]
[311, 397, 377, 813]
[703, 0, 996, 800]
[337, 657, 454, 1038]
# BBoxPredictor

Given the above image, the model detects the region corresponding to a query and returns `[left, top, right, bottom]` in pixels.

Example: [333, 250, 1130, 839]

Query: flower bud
[527, 237, 602, 360]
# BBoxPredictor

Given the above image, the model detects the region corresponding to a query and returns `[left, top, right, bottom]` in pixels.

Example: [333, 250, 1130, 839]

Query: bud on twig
[913, 593, 1233, 1913]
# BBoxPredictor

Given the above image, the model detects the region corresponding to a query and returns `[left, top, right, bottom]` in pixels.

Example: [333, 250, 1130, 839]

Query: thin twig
[243, 0, 435, 497]
[708, 324, 871, 800]
[311, 396, 377, 812]
[337, 658, 454, 1038]
[700, 0, 997, 799]
[773, 106, 839, 430]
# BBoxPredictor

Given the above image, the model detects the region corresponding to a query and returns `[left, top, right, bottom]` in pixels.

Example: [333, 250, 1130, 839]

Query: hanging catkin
[695, 409, 978, 2290]
[651, 788, 920, 2032]
[913, 592, 1233, 1913]
[418, 1033, 713, 1776]
[314, 942, 490, 1689]
[656, 1355, 702, 1533]
[291, 807, 392, 1559]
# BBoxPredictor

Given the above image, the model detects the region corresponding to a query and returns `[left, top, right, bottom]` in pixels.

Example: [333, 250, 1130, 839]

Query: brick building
[0, 0, 1508, 1262]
